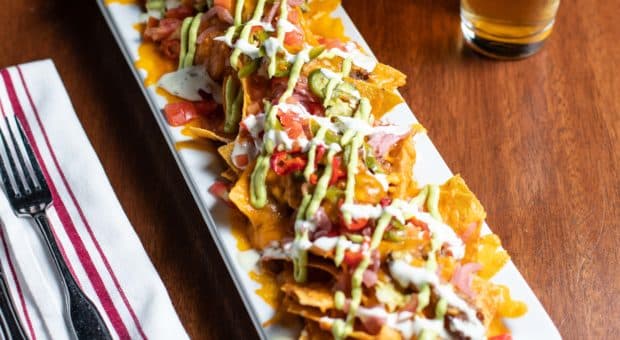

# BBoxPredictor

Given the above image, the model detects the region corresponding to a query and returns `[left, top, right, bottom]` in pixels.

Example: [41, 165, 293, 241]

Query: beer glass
[461, 0, 560, 59]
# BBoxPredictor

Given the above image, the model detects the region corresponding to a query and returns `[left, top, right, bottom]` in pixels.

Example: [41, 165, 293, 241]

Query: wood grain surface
[0, 0, 617, 339]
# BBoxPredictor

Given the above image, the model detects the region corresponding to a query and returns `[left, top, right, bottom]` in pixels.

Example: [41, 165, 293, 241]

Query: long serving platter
[97, 1, 561, 338]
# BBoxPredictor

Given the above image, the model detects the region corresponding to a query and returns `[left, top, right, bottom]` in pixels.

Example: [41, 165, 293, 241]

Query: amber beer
[461, 0, 560, 59]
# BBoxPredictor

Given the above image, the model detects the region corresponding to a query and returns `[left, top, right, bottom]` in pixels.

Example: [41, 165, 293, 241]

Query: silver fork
[0, 116, 112, 340]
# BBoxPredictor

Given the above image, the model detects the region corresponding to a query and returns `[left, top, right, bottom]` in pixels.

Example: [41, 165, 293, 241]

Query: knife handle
[0, 269, 27, 340]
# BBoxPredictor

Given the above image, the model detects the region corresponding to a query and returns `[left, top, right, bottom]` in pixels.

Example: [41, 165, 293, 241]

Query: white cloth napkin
[0, 59, 188, 340]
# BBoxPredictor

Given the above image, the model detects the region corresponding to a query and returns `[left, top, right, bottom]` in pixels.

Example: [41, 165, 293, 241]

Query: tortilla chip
[182, 117, 235, 143]
[347, 77, 404, 119]
[217, 143, 239, 173]
[184, 126, 232, 143]
[266, 170, 304, 209]
[488, 315, 510, 338]
[228, 163, 291, 249]
[250, 270, 280, 308]
[287, 298, 403, 340]
[369, 63, 407, 91]
[300, 320, 333, 340]
[473, 234, 510, 279]
[282, 282, 335, 312]
[377, 326, 404, 340]
[302, 56, 343, 77]
[439, 175, 487, 236]
[241, 74, 269, 118]
[304, 0, 348, 42]
[220, 168, 238, 182]
[472, 276, 527, 330]
[307, 259, 339, 277]
[298, 10, 320, 47]
[385, 134, 418, 200]
[378, 234, 426, 260]
[283, 298, 326, 323]
[243, 0, 258, 20]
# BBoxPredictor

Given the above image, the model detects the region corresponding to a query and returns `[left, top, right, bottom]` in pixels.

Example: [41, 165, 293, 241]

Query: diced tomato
[164, 102, 199, 126]
[163, 101, 217, 126]
[270, 151, 307, 175]
[278, 111, 305, 139]
[284, 30, 304, 49]
[330, 156, 346, 185]
[309, 173, 318, 185]
[343, 250, 364, 267]
[234, 154, 249, 168]
[489, 335, 512, 340]
[214, 0, 233, 11]
[380, 197, 392, 207]
[165, 6, 194, 20]
[338, 205, 369, 231]
[208, 181, 232, 206]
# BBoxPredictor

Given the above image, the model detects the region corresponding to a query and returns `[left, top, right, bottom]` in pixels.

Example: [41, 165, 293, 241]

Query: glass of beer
[461, 0, 560, 59]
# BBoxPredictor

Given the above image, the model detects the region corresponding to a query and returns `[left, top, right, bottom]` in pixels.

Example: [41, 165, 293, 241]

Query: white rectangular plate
[97, 2, 561, 339]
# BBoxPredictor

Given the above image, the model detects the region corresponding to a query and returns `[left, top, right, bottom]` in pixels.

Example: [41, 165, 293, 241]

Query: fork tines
[0, 116, 47, 201]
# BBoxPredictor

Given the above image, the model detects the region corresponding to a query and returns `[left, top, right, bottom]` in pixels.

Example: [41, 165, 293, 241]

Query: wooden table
[0, 0, 617, 338]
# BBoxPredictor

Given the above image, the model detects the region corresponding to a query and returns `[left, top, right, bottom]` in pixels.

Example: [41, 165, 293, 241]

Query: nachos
[139, 0, 526, 339]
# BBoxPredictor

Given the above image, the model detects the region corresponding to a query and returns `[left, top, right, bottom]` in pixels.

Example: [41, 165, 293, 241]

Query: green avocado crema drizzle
[291, 138, 340, 282]
[427, 184, 442, 222]
[229, 0, 268, 69]
[332, 212, 392, 340]
[184, 14, 203, 68]
[250, 46, 311, 208]
[223, 77, 244, 133]
[302, 126, 327, 181]
[177, 13, 203, 69]
[334, 290, 346, 310]
[333, 235, 348, 267]
[342, 98, 371, 225]
[417, 283, 431, 312]
[425, 184, 442, 271]
[304, 144, 341, 220]
[145, 0, 165, 16]
[323, 59, 352, 106]
[178, 17, 193, 69]
[220, 0, 245, 46]
[267, 0, 290, 78]
[293, 194, 312, 282]
[418, 330, 438, 340]
[435, 298, 448, 319]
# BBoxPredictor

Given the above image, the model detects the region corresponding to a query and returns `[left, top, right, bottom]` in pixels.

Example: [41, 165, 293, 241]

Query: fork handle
[0, 271, 27, 340]
[34, 214, 112, 340]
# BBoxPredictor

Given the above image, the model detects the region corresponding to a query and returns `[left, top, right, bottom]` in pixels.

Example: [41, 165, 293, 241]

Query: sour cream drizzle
[322, 42, 378, 72]
[389, 260, 486, 339]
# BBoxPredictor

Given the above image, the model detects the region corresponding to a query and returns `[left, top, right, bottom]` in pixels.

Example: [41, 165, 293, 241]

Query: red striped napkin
[0, 60, 187, 340]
